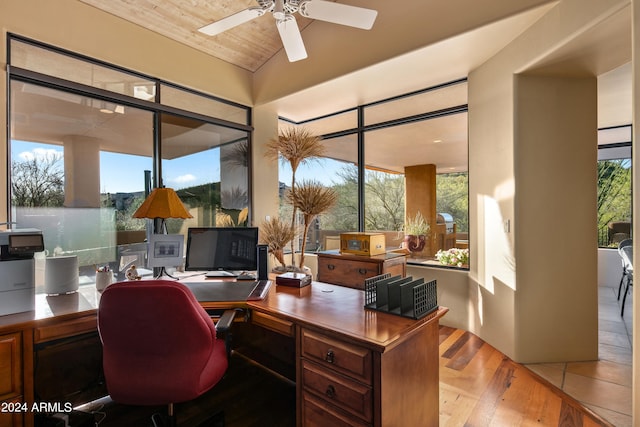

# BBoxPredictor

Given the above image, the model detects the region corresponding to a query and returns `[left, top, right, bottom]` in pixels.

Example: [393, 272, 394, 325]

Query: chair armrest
[215, 309, 237, 333]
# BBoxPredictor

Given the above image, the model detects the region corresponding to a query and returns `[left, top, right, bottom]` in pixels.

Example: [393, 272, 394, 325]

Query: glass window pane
[598, 157, 632, 247]
[161, 84, 249, 125]
[365, 81, 467, 125]
[275, 132, 358, 254]
[283, 109, 358, 136]
[161, 114, 250, 235]
[364, 112, 468, 268]
[10, 82, 154, 292]
[10, 39, 156, 101]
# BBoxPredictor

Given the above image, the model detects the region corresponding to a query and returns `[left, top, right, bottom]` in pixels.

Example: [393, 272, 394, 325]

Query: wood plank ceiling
[78, 0, 316, 72]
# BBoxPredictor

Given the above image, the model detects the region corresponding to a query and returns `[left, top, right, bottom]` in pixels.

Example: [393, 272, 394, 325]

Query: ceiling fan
[198, 0, 378, 62]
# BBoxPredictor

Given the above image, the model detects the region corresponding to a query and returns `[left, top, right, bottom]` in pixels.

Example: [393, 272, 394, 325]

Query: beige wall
[469, 0, 629, 363]
[514, 74, 598, 362]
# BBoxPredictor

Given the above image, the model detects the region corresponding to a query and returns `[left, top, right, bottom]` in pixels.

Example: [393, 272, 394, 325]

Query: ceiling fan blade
[276, 15, 308, 62]
[198, 7, 266, 36]
[299, 0, 378, 30]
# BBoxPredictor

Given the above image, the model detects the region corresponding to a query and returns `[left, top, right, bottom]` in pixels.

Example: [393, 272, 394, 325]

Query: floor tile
[566, 359, 632, 387]
[585, 404, 633, 427]
[563, 372, 632, 416]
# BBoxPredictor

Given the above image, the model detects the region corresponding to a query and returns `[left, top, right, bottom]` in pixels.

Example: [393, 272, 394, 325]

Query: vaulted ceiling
[76, 0, 631, 129]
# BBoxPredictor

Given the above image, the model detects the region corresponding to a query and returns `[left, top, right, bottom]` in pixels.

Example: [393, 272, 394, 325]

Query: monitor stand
[205, 270, 237, 278]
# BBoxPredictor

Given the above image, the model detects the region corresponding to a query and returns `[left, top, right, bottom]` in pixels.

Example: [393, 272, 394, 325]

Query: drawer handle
[325, 349, 335, 364]
[358, 268, 368, 275]
[325, 384, 336, 399]
[327, 264, 336, 270]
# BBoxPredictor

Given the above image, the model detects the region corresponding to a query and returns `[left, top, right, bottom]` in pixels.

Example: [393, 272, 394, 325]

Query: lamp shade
[132, 187, 193, 219]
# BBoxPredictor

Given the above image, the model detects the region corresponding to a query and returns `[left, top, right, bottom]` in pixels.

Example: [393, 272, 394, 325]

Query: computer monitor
[185, 227, 258, 275]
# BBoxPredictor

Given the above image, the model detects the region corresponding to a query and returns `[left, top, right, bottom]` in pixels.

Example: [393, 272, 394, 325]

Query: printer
[0, 228, 44, 316]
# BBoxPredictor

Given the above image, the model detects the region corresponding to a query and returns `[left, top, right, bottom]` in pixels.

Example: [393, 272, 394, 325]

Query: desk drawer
[302, 392, 370, 427]
[301, 329, 371, 385]
[35, 315, 97, 343]
[302, 360, 372, 423]
[251, 310, 294, 337]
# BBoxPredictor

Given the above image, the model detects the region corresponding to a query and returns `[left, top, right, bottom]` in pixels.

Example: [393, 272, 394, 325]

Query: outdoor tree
[597, 159, 632, 244]
[11, 152, 64, 207]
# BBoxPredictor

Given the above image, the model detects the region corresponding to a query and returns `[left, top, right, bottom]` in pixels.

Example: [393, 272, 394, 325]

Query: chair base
[150, 409, 224, 427]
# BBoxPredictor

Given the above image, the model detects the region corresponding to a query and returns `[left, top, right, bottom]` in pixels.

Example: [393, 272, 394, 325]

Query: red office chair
[98, 280, 234, 427]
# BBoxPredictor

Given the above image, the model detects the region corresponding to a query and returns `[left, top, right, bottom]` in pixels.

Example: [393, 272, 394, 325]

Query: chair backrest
[618, 238, 633, 250]
[618, 239, 633, 269]
[98, 280, 225, 405]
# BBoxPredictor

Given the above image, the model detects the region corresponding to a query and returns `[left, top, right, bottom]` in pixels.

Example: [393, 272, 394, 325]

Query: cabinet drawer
[301, 329, 372, 384]
[35, 315, 97, 343]
[302, 360, 372, 423]
[251, 310, 295, 337]
[302, 392, 370, 427]
[0, 332, 22, 401]
[317, 258, 380, 289]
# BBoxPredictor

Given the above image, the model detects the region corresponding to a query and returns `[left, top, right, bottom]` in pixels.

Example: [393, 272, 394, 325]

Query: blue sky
[12, 140, 222, 194]
[11, 140, 346, 194]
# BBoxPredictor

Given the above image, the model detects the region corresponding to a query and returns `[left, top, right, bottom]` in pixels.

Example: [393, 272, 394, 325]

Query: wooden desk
[0, 279, 447, 427]
[249, 283, 447, 426]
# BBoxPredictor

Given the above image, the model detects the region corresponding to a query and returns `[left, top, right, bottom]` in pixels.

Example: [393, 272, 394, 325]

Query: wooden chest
[316, 251, 406, 290]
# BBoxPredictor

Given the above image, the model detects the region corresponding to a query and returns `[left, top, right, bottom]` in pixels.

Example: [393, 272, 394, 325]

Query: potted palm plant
[259, 216, 296, 272]
[287, 180, 337, 269]
[403, 211, 430, 254]
[262, 127, 327, 271]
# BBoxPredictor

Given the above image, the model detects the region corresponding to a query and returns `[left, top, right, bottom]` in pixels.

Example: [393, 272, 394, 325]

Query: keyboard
[205, 270, 236, 278]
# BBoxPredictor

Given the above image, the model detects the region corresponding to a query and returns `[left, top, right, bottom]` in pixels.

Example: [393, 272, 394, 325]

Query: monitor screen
[185, 227, 258, 272]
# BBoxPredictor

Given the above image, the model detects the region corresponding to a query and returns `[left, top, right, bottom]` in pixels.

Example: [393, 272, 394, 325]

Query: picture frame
[147, 234, 184, 268]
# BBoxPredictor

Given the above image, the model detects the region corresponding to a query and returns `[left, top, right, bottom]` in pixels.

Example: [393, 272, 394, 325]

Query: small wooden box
[276, 272, 312, 288]
[340, 232, 386, 256]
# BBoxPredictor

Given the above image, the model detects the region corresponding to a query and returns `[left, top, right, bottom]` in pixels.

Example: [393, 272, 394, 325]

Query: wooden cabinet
[298, 320, 441, 427]
[300, 328, 373, 425]
[316, 251, 406, 289]
[0, 332, 23, 427]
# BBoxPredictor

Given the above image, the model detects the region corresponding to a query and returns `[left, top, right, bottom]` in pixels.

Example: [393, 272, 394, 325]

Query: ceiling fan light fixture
[277, 15, 307, 62]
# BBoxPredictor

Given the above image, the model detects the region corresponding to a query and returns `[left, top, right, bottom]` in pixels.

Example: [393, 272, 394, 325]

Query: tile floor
[526, 280, 633, 426]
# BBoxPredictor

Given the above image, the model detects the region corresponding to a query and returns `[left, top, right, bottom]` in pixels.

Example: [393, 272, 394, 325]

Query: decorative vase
[403, 234, 426, 253]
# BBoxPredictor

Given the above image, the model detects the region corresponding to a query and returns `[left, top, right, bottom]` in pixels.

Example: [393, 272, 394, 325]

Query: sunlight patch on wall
[477, 193, 516, 294]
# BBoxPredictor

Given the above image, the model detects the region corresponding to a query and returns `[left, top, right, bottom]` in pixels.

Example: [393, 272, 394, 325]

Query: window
[8, 35, 252, 291]
[160, 114, 250, 231]
[597, 126, 632, 247]
[277, 80, 470, 269]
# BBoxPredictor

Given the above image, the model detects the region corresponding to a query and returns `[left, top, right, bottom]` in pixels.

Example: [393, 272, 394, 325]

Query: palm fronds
[287, 180, 338, 267]
[259, 216, 297, 267]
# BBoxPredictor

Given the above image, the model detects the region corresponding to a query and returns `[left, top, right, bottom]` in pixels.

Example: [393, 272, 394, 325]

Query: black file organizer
[364, 273, 438, 320]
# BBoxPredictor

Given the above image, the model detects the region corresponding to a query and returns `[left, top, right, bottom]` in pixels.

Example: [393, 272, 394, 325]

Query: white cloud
[172, 174, 197, 184]
[18, 148, 63, 162]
